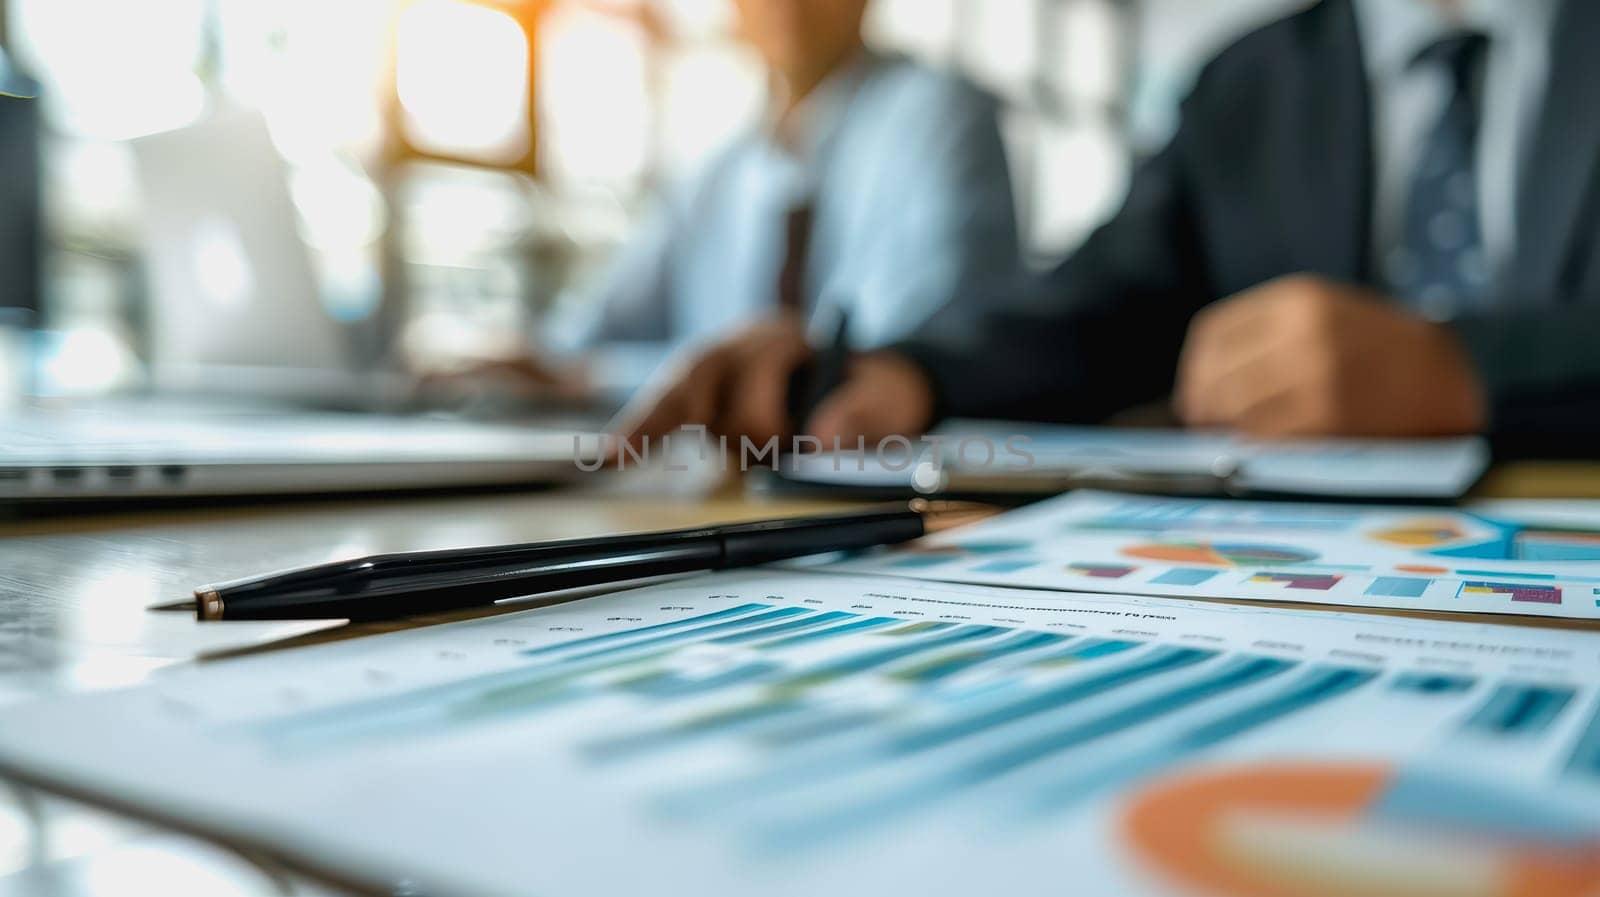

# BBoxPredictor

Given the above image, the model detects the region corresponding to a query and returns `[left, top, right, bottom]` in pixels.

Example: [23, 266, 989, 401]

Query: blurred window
[4, 0, 1306, 388]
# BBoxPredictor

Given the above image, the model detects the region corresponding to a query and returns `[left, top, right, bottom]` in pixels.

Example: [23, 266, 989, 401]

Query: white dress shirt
[545, 51, 1018, 367]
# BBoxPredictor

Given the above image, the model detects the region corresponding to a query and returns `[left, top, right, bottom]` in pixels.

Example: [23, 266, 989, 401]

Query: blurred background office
[0, 0, 1305, 406]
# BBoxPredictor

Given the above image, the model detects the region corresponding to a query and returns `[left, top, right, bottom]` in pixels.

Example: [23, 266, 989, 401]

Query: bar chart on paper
[0, 571, 1597, 897]
[827, 491, 1600, 620]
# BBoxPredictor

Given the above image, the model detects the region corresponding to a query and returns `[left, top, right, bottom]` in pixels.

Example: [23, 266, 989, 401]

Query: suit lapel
[1511, 0, 1600, 299]
[1277, 0, 1373, 283]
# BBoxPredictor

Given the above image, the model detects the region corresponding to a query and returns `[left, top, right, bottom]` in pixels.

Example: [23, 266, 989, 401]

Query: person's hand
[805, 352, 936, 443]
[614, 317, 937, 450]
[412, 351, 592, 405]
[615, 316, 814, 450]
[1174, 274, 1487, 437]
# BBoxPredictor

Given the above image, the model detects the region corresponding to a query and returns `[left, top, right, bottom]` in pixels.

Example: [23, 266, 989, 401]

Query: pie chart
[1368, 520, 1474, 549]
[1122, 542, 1319, 567]
[1122, 763, 1600, 897]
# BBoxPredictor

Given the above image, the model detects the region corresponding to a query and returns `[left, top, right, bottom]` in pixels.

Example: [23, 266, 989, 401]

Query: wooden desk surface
[4, 462, 1600, 894]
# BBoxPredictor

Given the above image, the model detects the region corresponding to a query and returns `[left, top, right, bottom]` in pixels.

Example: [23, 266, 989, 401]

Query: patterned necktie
[1391, 31, 1491, 317]
[776, 201, 815, 315]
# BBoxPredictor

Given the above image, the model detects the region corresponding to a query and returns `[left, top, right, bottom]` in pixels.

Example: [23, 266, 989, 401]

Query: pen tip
[195, 589, 226, 622]
[911, 499, 998, 533]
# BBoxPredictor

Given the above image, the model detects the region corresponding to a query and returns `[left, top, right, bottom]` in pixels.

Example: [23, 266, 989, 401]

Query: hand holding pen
[613, 305, 934, 453]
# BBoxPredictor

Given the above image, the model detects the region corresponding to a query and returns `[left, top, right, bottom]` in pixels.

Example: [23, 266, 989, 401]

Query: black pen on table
[191, 501, 991, 622]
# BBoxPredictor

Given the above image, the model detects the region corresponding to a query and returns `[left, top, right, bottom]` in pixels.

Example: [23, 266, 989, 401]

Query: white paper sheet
[825, 491, 1600, 621]
[0, 571, 1596, 897]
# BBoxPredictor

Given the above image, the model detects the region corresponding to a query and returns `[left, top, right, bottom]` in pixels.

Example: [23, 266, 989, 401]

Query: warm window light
[217, 0, 392, 161]
[11, 0, 207, 139]
[865, 0, 959, 63]
[964, 0, 1040, 98]
[39, 327, 139, 395]
[659, 46, 764, 175]
[538, 5, 651, 187]
[396, 0, 532, 166]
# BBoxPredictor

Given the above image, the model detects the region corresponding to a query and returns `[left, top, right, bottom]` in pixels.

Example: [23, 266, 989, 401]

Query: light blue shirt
[1355, 0, 1559, 310]
[549, 51, 1018, 363]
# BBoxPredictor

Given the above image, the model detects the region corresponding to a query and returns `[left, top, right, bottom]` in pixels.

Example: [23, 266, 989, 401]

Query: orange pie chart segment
[1121, 764, 1600, 897]
[1122, 542, 1320, 567]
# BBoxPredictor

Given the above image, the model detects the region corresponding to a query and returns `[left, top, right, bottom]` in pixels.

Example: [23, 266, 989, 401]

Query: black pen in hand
[788, 307, 852, 435]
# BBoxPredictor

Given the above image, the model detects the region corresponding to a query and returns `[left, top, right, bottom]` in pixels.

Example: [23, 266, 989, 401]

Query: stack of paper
[0, 569, 1596, 897]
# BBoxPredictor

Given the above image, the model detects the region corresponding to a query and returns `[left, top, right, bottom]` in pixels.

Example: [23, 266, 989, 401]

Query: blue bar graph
[1563, 703, 1600, 781]
[551, 607, 812, 665]
[253, 606, 827, 749]
[889, 646, 1215, 757]
[1367, 576, 1431, 598]
[520, 604, 772, 658]
[583, 627, 1024, 761]
[708, 611, 856, 645]
[1151, 568, 1220, 587]
[619, 661, 784, 698]
[769, 656, 1297, 842]
[1167, 666, 1372, 750]
[890, 555, 959, 569]
[970, 559, 1040, 574]
[653, 639, 1161, 818]
[1391, 672, 1476, 695]
[756, 616, 903, 648]
[234, 584, 1589, 867]
[1029, 666, 1375, 811]
[1030, 638, 1138, 663]
[786, 626, 1008, 687]
[945, 655, 1295, 784]
[1463, 684, 1575, 736]
[890, 631, 1068, 684]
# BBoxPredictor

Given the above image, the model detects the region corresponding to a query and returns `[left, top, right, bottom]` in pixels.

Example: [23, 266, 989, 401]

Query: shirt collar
[1355, 0, 1557, 78]
[766, 48, 876, 167]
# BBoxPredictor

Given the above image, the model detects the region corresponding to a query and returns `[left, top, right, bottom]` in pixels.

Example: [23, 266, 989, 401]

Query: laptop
[133, 102, 390, 404]
[1, 104, 603, 503]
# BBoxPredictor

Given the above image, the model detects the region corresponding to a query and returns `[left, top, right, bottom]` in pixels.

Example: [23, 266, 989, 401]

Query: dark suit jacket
[897, 0, 1600, 446]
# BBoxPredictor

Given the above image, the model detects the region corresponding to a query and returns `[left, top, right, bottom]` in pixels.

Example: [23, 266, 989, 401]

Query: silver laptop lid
[132, 103, 351, 391]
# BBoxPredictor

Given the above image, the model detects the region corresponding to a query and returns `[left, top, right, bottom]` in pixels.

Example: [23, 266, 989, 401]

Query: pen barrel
[211, 538, 724, 621]
[202, 504, 932, 622]
[720, 512, 925, 567]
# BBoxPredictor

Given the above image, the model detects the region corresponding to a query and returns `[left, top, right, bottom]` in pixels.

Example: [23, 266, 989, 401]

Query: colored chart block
[1124, 542, 1318, 567]
[971, 559, 1040, 574]
[1249, 572, 1342, 591]
[1151, 568, 1221, 587]
[891, 555, 960, 569]
[1457, 581, 1563, 605]
[1514, 530, 1600, 561]
[1456, 569, 1558, 581]
[1463, 684, 1575, 736]
[1366, 576, 1431, 599]
[1369, 520, 1471, 548]
[951, 541, 1035, 555]
[1565, 704, 1600, 780]
[1390, 673, 1476, 695]
[1066, 563, 1135, 579]
[893, 541, 1035, 569]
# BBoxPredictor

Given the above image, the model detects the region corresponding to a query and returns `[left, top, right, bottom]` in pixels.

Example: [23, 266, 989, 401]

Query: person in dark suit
[621, 0, 1600, 449]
